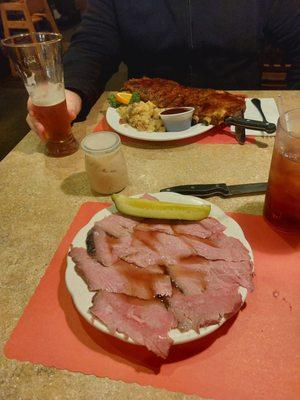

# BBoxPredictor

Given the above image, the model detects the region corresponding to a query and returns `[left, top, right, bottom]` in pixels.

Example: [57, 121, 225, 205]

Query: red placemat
[4, 202, 300, 400]
[94, 116, 255, 144]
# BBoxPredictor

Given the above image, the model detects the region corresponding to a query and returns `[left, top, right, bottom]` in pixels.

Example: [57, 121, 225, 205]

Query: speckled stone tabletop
[1, 91, 299, 400]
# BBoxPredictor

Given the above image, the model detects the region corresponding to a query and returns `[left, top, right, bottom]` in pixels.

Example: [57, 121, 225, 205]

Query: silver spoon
[251, 98, 275, 135]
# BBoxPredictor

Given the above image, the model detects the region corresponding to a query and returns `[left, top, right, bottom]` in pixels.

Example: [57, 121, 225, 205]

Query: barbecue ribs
[123, 77, 246, 125]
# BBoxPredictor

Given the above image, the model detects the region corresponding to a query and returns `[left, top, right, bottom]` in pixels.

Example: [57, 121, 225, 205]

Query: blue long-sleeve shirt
[64, 0, 300, 119]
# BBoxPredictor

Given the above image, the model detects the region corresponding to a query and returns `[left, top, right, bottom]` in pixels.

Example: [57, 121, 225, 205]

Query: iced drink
[264, 150, 300, 231]
[264, 109, 300, 232]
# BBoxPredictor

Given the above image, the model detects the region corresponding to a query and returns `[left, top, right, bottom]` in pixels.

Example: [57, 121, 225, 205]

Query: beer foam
[30, 82, 65, 106]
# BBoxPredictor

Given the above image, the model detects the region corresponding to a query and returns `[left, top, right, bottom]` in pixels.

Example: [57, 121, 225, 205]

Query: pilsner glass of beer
[263, 109, 300, 232]
[1, 32, 78, 157]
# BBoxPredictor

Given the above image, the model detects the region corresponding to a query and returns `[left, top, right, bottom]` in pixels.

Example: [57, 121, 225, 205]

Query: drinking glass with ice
[264, 108, 300, 232]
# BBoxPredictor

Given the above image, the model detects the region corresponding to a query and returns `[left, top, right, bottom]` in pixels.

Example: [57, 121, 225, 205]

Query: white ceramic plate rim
[106, 107, 213, 141]
[65, 193, 253, 345]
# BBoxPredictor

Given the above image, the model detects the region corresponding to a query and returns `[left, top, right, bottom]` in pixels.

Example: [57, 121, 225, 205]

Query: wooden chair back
[24, 0, 48, 14]
[0, 1, 35, 36]
[0, 1, 36, 75]
[23, 0, 59, 33]
[1, 0, 60, 76]
[261, 45, 289, 89]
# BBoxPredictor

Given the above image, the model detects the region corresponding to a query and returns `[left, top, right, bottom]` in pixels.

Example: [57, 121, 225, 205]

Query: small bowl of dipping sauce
[160, 107, 195, 132]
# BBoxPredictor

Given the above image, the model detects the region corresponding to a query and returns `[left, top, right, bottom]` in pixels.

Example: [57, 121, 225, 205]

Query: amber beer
[31, 84, 78, 156]
[32, 98, 70, 139]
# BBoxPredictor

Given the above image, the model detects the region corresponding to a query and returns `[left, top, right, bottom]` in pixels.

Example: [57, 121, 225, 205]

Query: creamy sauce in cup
[81, 132, 128, 194]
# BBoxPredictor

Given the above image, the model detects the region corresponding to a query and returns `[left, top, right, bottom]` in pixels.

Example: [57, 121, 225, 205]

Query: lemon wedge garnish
[111, 194, 211, 220]
[115, 92, 132, 105]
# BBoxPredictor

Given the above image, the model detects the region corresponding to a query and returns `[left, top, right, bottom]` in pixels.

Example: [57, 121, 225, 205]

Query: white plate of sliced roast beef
[66, 193, 254, 358]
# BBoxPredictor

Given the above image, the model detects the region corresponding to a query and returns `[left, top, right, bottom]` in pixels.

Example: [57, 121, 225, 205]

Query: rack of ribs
[123, 77, 246, 125]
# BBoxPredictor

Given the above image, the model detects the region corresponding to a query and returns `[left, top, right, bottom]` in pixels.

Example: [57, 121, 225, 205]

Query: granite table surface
[1, 90, 299, 400]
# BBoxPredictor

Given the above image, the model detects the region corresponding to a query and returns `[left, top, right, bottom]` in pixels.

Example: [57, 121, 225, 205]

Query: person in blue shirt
[27, 0, 300, 137]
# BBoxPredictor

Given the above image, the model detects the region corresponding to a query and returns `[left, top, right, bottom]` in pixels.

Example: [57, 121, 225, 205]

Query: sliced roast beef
[110, 229, 161, 268]
[69, 247, 106, 291]
[168, 287, 242, 332]
[121, 230, 194, 266]
[154, 232, 195, 264]
[93, 229, 118, 266]
[166, 254, 253, 296]
[118, 241, 161, 268]
[134, 219, 174, 235]
[69, 247, 171, 299]
[134, 216, 225, 238]
[90, 291, 177, 358]
[166, 264, 207, 295]
[102, 259, 172, 299]
[86, 228, 96, 256]
[112, 229, 193, 268]
[94, 213, 140, 238]
[204, 259, 253, 292]
[179, 256, 253, 292]
[182, 232, 250, 262]
[87, 224, 133, 266]
[93, 228, 132, 267]
[173, 217, 226, 239]
[198, 217, 227, 233]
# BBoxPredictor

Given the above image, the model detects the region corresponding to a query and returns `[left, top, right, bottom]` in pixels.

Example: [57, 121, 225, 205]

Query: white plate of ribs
[66, 192, 254, 359]
[106, 77, 246, 141]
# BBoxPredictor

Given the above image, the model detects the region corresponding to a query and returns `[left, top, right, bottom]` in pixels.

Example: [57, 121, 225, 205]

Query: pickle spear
[111, 194, 211, 220]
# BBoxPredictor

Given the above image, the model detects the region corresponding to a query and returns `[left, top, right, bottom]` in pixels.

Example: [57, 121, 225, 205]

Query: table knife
[225, 116, 277, 144]
[160, 182, 268, 198]
[225, 116, 276, 134]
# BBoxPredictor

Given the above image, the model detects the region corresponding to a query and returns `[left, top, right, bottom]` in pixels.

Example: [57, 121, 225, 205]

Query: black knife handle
[160, 184, 230, 197]
[225, 116, 276, 134]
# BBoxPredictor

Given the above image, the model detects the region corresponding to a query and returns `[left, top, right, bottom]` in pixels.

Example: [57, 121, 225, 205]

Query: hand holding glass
[1, 32, 78, 157]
